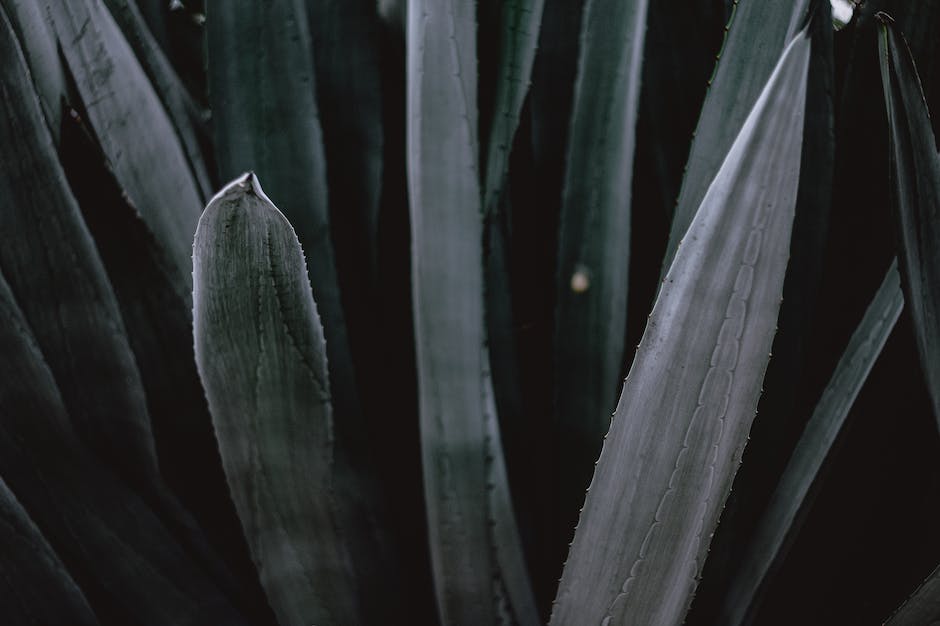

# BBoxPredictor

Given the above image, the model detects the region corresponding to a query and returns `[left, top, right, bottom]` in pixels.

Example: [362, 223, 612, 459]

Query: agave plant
[1, 0, 940, 625]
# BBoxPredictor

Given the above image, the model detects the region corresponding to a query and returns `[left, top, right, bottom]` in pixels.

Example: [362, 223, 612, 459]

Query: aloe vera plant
[2, 1, 940, 624]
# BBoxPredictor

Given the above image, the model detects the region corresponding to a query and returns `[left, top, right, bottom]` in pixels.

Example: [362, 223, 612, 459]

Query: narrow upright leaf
[662, 0, 812, 277]
[878, 14, 940, 428]
[306, 0, 384, 277]
[481, 0, 545, 215]
[552, 0, 648, 560]
[483, 346, 540, 626]
[208, 4, 391, 619]
[0, 475, 99, 626]
[42, 0, 204, 287]
[193, 174, 360, 626]
[720, 261, 904, 625]
[406, 1, 493, 623]
[886, 563, 940, 624]
[551, 29, 811, 626]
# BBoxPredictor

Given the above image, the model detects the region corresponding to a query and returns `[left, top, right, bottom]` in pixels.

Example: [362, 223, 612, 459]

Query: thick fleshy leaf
[687, 4, 836, 620]
[406, 0, 494, 622]
[100, 0, 214, 199]
[0, 264, 247, 626]
[878, 14, 940, 428]
[661, 0, 812, 277]
[57, 108, 274, 625]
[720, 261, 903, 625]
[551, 0, 649, 570]
[42, 0, 204, 288]
[0, 6, 243, 602]
[193, 174, 360, 626]
[551, 29, 810, 626]
[0, 1, 159, 495]
[208, 7, 391, 618]
[886, 563, 940, 624]
[0, 475, 99, 626]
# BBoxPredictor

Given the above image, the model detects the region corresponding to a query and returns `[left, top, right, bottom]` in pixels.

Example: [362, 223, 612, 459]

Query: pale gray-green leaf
[551, 30, 811, 626]
[193, 174, 361, 626]
[661, 0, 811, 278]
[406, 0, 494, 622]
[42, 0, 203, 289]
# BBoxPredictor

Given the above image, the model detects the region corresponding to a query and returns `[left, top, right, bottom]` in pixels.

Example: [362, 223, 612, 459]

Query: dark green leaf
[551, 0, 648, 568]
[878, 13, 940, 428]
[306, 0, 384, 279]
[100, 0, 214, 200]
[42, 0, 204, 288]
[58, 107, 274, 625]
[0, 0, 160, 498]
[721, 261, 903, 625]
[0, 259, 247, 626]
[0, 475, 99, 626]
[551, 29, 811, 625]
[0, 7, 242, 605]
[193, 174, 360, 626]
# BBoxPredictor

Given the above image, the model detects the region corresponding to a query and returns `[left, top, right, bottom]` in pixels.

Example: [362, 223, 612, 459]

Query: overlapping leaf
[0, 251, 247, 626]
[551, 0, 649, 569]
[42, 0, 204, 287]
[662, 0, 812, 276]
[551, 28, 811, 626]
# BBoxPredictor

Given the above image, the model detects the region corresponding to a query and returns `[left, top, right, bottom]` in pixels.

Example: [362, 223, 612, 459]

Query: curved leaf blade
[551, 30, 811, 626]
[661, 0, 812, 278]
[42, 0, 204, 288]
[720, 260, 904, 625]
[878, 14, 940, 428]
[193, 174, 361, 626]
[0, 1, 160, 493]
